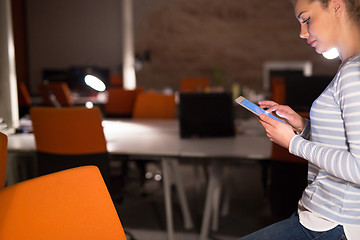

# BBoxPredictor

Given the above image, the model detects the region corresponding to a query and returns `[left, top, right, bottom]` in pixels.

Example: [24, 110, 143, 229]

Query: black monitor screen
[285, 75, 332, 112]
[179, 92, 235, 138]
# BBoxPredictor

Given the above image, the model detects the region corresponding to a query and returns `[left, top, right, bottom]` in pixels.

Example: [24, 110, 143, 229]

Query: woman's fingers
[258, 100, 278, 109]
[258, 113, 295, 148]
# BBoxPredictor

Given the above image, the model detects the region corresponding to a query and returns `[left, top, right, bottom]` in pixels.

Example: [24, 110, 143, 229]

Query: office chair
[109, 74, 123, 87]
[104, 87, 144, 118]
[38, 81, 73, 107]
[0, 166, 127, 240]
[0, 132, 7, 189]
[268, 76, 308, 217]
[180, 77, 209, 92]
[132, 92, 176, 193]
[133, 92, 176, 119]
[30, 107, 111, 187]
[17, 82, 32, 117]
[270, 76, 308, 163]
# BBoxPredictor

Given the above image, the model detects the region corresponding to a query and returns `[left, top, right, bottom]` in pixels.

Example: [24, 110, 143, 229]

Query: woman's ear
[330, 0, 344, 17]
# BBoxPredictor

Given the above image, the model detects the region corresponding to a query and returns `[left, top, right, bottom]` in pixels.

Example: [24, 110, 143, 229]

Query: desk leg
[161, 158, 174, 240]
[220, 166, 233, 217]
[211, 170, 222, 231]
[6, 153, 19, 186]
[200, 160, 222, 240]
[6, 152, 37, 186]
[170, 159, 194, 229]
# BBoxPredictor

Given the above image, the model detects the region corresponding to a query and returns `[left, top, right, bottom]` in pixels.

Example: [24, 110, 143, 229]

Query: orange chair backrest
[270, 76, 286, 104]
[180, 77, 209, 92]
[110, 75, 123, 87]
[38, 81, 73, 107]
[38, 83, 52, 106]
[104, 87, 144, 116]
[133, 92, 176, 119]
[17, 82, 32, 107]
[0, 166, 127, 240]
[30, 107, 107, 155]
[48, 81, 73, 106]
[270, 76, 307, 163]
[0, 132, 7, 190]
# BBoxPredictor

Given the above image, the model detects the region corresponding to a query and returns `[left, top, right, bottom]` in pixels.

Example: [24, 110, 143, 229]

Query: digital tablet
[235, 96, 286, 123]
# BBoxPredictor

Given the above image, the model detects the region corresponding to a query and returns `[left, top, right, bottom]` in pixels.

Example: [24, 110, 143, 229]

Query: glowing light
[85, 101, 94, 109]
[84, 75, 106, 92]
[322, 48, 339, 60]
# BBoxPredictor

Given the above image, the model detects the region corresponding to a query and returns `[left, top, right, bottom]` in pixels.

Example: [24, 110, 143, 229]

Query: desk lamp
[84, 73, 107, 92]
[83, 68, 107, 108]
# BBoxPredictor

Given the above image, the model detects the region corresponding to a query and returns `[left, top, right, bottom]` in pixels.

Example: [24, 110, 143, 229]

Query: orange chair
[180, 77, 209, 92]
[38, 82, 53, 106]
[17, 82, 32, 117]
[17, 82, 32, 108]
[38, 81, 73, 107]
[104, 87, 144, 117]
[110, 75, 123, 87]
[133, 92, 176, 119]
[268, 76, 308, 218]
[270, 76, 308, 164]
[132, 91, 176, 193]
[0, 132, 7, 190]
[30, 107, 110, 185]
[0, 166, 127, 240]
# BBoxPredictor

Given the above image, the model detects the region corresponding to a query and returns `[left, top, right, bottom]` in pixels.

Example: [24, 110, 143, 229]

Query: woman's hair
[295, 0, 360, 26]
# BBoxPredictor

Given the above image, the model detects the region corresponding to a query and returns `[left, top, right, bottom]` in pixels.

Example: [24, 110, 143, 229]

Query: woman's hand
[258, 101, 306, 133]
[258, 113, 296, 149]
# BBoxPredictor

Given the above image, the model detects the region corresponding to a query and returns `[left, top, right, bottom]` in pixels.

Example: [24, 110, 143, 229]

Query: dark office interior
[1, 0, 343, 239]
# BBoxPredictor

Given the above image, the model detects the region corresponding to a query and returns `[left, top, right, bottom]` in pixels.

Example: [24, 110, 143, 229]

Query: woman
[239, 0, 360, 239]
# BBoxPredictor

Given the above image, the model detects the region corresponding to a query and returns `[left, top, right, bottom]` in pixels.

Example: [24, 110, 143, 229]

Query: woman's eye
[302, 17, 310, 24]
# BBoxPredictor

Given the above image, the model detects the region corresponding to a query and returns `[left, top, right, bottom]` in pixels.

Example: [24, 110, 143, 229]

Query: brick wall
[27, 0, 340, 94]
[134, 0, 339, 92]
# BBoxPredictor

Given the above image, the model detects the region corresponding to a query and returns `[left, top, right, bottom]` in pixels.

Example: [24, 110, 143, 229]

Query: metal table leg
[170, 158, 194, 229]
[200, 159, 223, 240]
[161, 158, 174, 240]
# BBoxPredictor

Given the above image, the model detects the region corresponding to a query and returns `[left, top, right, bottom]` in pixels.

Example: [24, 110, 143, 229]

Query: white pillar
[122, 0, 136, 90]
[0, 0, 19, 130]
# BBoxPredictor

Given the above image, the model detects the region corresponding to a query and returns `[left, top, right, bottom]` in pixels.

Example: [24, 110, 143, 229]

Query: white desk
[7, 118, 271, 240]
[178, 119, 271, 240]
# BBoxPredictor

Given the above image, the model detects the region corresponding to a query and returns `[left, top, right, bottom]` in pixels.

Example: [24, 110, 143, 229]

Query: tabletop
[7, 118, 271, 159]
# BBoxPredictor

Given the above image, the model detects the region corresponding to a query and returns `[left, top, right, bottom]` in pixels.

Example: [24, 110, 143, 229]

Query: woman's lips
[307, 40, 316, 47]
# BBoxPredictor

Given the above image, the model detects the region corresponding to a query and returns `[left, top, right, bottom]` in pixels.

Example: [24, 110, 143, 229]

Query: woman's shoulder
[331, 53, 360, 96]
[341, 53, 360, 70]
[336, 53, 360, 79]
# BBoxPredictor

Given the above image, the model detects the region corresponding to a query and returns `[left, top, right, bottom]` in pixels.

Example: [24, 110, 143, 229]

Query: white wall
[0, 0, 19, 129]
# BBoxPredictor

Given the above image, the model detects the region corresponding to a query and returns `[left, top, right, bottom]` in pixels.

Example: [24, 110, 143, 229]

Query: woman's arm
[290, 65, 360, 184]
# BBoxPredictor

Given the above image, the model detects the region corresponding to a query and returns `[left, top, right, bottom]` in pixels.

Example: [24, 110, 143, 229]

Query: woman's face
[294, 0, 339, 54]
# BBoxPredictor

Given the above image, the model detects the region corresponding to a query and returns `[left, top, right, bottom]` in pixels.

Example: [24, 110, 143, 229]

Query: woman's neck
[337, 20, 360, 63]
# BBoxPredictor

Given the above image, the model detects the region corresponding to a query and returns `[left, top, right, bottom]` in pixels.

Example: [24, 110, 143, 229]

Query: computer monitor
[263, 61, 313, 92]
[285, 75, 332, 112]
[179, 92, 235, 138]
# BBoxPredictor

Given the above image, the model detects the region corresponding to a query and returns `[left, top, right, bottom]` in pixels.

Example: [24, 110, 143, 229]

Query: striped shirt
[289, 53, 360, 229]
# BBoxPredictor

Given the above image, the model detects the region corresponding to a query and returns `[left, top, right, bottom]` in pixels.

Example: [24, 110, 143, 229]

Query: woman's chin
[315, 48, 324, 54]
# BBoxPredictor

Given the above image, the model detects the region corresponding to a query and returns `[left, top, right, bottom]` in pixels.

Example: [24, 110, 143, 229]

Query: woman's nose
[299, 25, 309, 39]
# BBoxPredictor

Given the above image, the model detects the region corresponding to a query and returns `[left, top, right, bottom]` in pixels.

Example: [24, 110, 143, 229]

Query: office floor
[111, 159, 285, 240]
